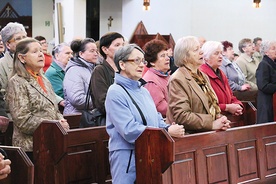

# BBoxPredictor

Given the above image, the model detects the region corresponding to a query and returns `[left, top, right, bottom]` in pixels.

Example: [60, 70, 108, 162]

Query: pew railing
[0, 145, 34, 184]
[136, 123, 276, 184]
[33, 121, 110, 184]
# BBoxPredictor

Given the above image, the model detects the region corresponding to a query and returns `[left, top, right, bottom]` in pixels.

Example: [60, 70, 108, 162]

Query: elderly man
[0, 22, 27, 90]
[235, 38, 259, 91]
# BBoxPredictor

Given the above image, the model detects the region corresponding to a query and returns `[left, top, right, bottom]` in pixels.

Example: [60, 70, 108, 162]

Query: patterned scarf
[185, 66, 220, 120]
[27, 69, 47, 93]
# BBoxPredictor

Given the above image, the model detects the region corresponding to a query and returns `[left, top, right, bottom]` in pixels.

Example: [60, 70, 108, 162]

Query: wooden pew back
[0, 146, 34, 184]
[0, 122, 13, 146]
[136, 123, 276, 184]
[33, 121, 111, 184]
[63, 113, 82, 129]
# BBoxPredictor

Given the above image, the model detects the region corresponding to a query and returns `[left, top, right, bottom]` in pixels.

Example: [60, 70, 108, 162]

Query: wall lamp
[143, 0, 150, 11]
[253, 0, 261, 8]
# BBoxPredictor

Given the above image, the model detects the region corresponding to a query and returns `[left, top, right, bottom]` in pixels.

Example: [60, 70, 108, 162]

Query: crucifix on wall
[108, 16, 113, 31]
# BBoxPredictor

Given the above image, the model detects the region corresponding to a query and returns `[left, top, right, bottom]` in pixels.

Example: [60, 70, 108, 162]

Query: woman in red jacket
[200, 41, 243, 116]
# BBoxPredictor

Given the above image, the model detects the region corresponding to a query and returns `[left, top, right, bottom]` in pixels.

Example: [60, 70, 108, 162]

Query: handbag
[79, 78, 105, 128]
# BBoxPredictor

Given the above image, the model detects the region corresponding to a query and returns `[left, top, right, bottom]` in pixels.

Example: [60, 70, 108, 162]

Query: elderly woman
[220, 41, 251, 92]
[167, 36, 230, 133]
[143, 39, 170, 117]
[6, 38, 69, 160]
[63, 38, 98, 115]
[45, 42, 73, 99]
[200, 41, 243, 116]
[105, 44, 184, 183]
[0, 22, 27, 90]
[256, 40, 276, 124]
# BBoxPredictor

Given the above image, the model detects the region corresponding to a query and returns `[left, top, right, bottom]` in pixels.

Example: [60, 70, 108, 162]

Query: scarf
[185, 66, 220, 120]
[27, 69, 47, 93]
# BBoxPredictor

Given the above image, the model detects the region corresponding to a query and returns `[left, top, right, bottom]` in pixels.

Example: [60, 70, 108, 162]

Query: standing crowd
[0, 21, 276, 182]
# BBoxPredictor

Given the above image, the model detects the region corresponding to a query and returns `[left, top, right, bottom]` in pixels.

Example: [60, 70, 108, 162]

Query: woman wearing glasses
[142, 39, 170, 117]
[105, 44, 184, 184]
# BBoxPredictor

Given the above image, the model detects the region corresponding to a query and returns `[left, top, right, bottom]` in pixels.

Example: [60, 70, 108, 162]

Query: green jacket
[45, 61, 65, 99]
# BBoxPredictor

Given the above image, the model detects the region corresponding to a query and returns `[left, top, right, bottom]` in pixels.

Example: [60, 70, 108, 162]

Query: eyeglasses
[9, 35, 27, 43]
[124, 58, 147, 65]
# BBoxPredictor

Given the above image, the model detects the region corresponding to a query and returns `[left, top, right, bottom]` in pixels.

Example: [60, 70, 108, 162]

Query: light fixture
[253, 0, 261, 8]
[143, 0, 150, 11]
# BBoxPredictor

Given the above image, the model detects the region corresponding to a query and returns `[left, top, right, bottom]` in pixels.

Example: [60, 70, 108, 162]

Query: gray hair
[202, 41, 223, 60]
[260, 40, 276, 56]
[114, 44, 144, 73]
[0, 22, 26, 47]
[238, 38, 251, 53]
[52, 42, 70, 59]
[174, 36, 199, 67]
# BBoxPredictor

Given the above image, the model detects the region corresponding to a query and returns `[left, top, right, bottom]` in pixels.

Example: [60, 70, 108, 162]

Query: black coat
[256, 55, 276, 124]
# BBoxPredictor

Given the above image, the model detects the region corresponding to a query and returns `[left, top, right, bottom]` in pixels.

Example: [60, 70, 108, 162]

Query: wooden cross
[108, 16, 113, 30]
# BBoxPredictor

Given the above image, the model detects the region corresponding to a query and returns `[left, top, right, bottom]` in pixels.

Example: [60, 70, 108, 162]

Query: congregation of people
[0, 21, 276, 182]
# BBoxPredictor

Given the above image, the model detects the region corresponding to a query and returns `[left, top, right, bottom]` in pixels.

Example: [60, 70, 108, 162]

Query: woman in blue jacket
[105, 44, 184, 183]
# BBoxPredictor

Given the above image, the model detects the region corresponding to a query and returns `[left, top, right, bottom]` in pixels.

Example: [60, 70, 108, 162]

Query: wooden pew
[0, 121, 13, 146]
[63, 113, 82, 129]
[0, 113, 82, 147]
[0, 145, 34, 184]
[136, 123, 276, 184]
[33, 121, 111, 184]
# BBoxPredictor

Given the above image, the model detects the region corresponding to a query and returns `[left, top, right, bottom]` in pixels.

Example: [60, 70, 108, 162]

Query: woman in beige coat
[6, 38, 69, 160]
[167, 36, 230, 134]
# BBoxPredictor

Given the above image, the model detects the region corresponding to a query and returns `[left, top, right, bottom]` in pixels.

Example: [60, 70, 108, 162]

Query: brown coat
[167, 67, 215, 133]
[6, 74, 63, 151]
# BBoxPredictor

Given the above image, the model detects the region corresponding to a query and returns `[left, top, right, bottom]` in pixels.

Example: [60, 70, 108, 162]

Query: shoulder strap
[117, 84, 147, 126]
[85, 78, 92, 110]
[102, 64, 113, 86]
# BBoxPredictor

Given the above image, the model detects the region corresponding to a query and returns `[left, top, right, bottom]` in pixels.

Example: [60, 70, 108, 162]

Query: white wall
[32, 0, 54, 43]
[32, 0, 276, 52]
[99, 0, 122, 39]
[121, 0, 276, 52]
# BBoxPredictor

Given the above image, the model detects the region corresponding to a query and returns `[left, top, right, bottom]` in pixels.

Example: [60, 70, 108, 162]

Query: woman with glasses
[105, 44, 184, 183]
[90, 32, 124, 124]
[63, 38, 98, 115]
[142, 39, 170, 117]
[167, 36, 230, 134]
[34, 36, 52, 72]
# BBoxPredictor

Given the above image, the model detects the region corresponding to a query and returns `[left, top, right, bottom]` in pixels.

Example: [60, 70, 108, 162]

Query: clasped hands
[59, 119, 70, 131]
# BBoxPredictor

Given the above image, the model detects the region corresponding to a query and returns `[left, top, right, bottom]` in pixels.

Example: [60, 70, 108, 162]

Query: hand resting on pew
[213, 115, 231, 131]
[59, 119, 70, 131]
[168, 122, 185, 138]
[0, 152, 11, 180]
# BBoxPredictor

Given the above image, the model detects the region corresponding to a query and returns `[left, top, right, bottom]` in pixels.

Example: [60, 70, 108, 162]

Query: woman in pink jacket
[142, 39, 170, 117]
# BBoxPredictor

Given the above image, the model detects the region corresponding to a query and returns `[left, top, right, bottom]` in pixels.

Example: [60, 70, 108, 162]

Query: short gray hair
[52, 42, 70, 59]
[114, 44, 144, 73]
[261, 40, 276, 56]
[202, 41, 223, 60]
[174, 36, 199, 67]
[0, 22, 26, 47]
